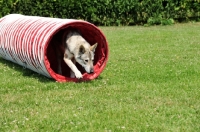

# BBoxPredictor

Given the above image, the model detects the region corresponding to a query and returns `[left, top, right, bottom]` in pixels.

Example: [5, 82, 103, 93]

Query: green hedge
[0, 0, 200, 26]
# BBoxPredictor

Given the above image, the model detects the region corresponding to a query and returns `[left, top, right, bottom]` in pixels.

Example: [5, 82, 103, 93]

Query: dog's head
[76, 43, 98, 74]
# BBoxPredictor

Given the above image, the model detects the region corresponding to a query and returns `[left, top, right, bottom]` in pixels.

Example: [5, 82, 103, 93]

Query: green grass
[1, 23, 200, 132]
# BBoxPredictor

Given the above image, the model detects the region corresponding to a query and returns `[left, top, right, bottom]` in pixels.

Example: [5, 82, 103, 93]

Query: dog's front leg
[63, 57, 82, 79]
[69, 58, 76, 78]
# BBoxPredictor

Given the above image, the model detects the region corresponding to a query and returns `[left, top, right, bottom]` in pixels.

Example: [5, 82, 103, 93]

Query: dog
[52, 29, 98, 79]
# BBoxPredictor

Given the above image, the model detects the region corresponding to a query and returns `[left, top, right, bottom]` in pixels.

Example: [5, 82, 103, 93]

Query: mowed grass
[1, 23, 200, 131]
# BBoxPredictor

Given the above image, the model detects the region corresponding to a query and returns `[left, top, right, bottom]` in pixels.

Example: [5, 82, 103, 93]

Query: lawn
[0, 23, 200, 131]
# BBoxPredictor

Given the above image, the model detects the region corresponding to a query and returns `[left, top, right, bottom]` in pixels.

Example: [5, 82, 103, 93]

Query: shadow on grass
[0, 58, 103, 84]
[0, 58, 54, 83]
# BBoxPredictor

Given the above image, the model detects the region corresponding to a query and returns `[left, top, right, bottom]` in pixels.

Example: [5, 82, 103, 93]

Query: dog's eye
[85, 59, 89, 62]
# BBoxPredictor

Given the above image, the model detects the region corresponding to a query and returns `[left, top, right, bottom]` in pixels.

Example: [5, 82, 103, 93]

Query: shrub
[0, 0, 199, 26]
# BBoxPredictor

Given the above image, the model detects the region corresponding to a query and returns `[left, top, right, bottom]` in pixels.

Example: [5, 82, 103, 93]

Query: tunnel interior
[46, 23, 108, 81]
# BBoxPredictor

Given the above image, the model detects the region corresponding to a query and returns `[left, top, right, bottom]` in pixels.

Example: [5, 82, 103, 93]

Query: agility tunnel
[0, 14, 109, 82]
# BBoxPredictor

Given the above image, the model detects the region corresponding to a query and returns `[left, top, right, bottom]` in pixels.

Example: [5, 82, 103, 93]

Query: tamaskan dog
[52, 29, 98, 79]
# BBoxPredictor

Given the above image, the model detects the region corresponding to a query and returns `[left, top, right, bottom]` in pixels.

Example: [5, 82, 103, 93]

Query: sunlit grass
[0, 23, 200, 131]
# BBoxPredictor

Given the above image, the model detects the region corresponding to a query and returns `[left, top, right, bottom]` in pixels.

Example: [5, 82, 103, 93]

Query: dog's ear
[79, 45, 86, 54]
[90, 43, 98, 52]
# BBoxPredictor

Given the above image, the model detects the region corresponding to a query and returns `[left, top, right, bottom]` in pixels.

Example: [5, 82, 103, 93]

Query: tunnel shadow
[0, 57, 103, 83]
[0, 57, 53, 83]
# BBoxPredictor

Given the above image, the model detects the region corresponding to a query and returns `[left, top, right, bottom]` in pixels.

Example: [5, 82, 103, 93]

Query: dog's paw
[75, 71, 83, 79]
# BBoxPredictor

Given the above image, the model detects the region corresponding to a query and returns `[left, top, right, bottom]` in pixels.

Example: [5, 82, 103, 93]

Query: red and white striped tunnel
[0, 14, 109, 82]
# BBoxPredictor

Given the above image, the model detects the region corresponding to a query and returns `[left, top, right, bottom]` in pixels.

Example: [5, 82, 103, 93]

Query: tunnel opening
[45, 22, 108, 82]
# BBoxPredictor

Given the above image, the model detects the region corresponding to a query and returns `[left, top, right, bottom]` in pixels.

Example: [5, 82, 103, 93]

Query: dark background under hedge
[0, 0, 200, 26]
